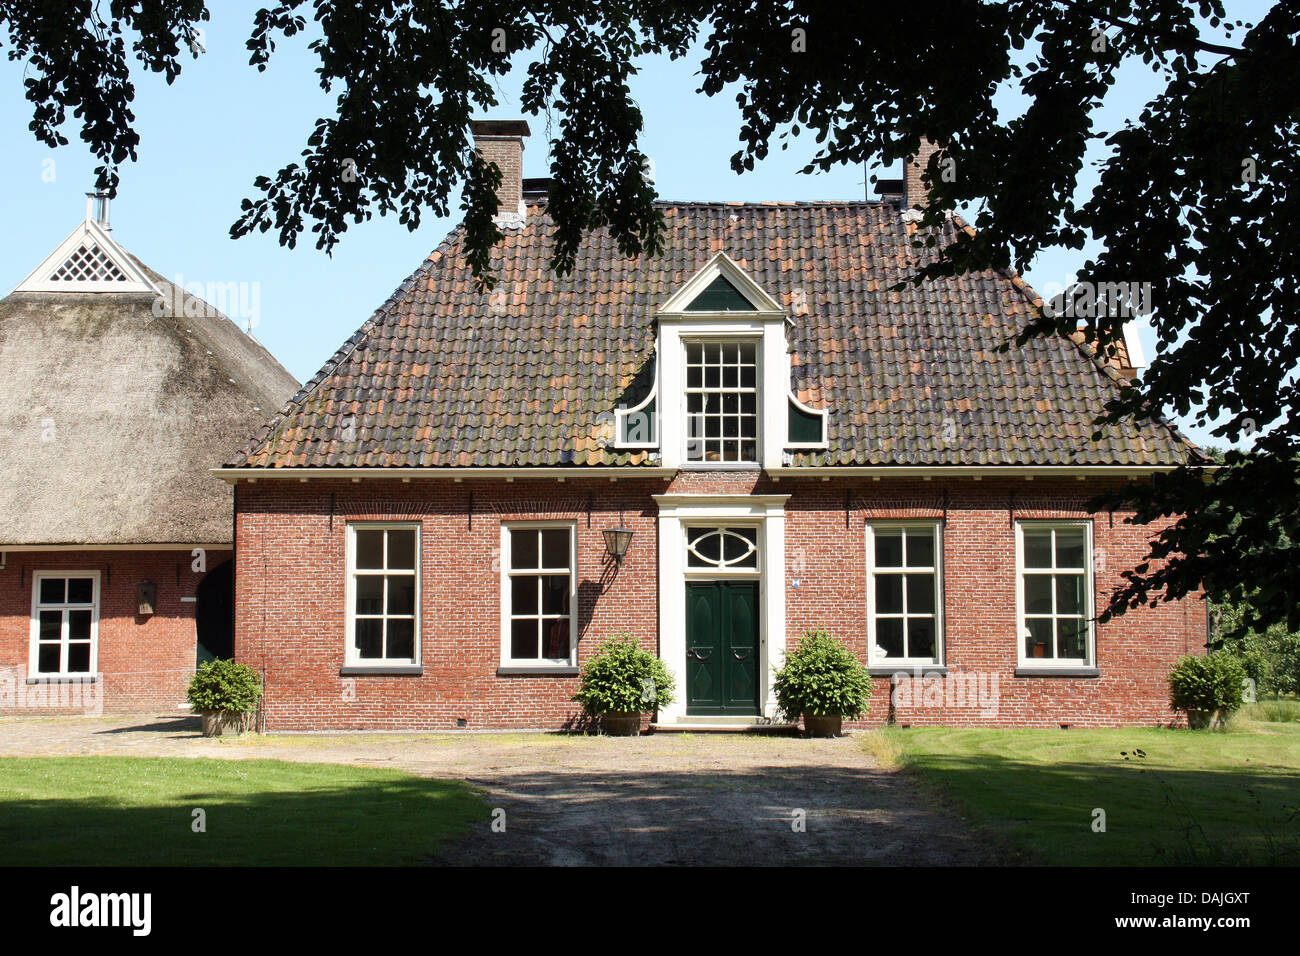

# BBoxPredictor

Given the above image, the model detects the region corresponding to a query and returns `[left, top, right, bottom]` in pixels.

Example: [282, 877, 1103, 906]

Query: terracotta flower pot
[600, 711, 643, 736]
[804, 715, 842, 738]
[201, 710, 254, 737]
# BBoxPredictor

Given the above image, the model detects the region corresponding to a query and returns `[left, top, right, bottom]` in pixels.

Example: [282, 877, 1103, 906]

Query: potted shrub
[573, 635, 675, 736]
[1168, 652, 1247, 728]
[188, 659, 263, 737]
[774, 629, 871, 737]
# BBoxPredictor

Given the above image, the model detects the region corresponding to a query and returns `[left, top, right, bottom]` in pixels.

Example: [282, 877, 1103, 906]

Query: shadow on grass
[895, 751, 1300, 866]
[0, 758, 993, 867]
[0, 757, 483, 866]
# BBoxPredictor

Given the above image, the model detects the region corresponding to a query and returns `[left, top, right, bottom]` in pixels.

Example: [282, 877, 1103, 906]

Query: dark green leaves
[573, 635, 677, 714]
[773, 629, 871, 721]
[6, 1, 1295, 633]
[187, 658, 263, 715]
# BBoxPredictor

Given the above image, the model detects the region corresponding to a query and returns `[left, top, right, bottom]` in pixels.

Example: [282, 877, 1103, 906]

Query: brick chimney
[469, 120, 530, 228]
[903, 138, 941, 215]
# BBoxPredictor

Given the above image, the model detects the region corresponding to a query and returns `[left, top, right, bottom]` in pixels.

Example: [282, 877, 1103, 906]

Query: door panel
[725, 583, 758, 707]
[686, 583, 722, 712]
[686, 580, 759, 715]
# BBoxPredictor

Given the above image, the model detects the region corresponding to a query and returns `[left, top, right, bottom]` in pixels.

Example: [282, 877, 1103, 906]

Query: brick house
[221, 120, 1206, 731]
[0, 197, 298, 714]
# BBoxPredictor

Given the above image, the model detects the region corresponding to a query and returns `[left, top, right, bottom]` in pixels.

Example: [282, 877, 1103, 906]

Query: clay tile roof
[230, 202, 1196, 470]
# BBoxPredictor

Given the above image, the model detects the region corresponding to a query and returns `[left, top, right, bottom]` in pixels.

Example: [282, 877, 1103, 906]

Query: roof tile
[231, 202, 1193, 470]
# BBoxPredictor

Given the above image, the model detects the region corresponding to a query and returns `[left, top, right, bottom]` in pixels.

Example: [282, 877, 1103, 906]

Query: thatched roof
[0, 235, 298, 546]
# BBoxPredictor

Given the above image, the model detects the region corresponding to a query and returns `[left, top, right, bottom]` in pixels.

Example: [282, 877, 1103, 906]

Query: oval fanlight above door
[686, 526, 759, 570]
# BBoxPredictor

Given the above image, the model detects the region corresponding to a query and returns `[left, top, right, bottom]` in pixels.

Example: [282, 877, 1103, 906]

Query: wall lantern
[137, 580, 157, 616]
[602, 525, 635, 565]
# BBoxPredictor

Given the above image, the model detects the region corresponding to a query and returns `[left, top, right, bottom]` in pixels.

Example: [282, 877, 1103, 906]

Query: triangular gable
[13, 218, 160, 295]
[659, 252, 783, 314]
[684, 274, 754, 312]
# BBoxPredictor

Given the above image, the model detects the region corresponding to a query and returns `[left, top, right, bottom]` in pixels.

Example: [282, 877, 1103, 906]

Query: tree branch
[1050, 0, 1246, 57]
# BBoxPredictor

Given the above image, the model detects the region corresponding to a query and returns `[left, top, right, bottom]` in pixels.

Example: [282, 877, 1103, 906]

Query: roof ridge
[520, 199, 894, 210]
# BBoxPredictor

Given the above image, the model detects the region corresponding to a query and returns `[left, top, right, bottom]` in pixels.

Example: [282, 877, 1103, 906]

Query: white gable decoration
[658, 252, 784, 315]
[612, 251, 827, 466]
[13, 207, 160, 296]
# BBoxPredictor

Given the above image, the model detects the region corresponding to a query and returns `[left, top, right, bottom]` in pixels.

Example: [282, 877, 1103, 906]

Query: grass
[864, 716, 1300, 866]
[1233, 697, 1300, 725]
[0, 757, 486, 866]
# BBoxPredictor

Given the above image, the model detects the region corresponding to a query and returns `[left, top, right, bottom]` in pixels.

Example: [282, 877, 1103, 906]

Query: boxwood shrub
[1168, 652, 1247, 727]
[573, 636, 675, 715]
[773, 629, 871, 721]
[187, 659, 263, 715]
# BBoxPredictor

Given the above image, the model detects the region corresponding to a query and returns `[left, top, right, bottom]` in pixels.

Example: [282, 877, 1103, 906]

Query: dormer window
[685, 341, 759, 463]
[613, 252, 828, 468]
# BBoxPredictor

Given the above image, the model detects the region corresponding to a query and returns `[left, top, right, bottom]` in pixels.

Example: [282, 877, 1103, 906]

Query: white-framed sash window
[500, 523, 578, 668]
[345, 523, 420, 666]
[684, 340, 760, 464]
[1016, 521, 1094, 667]
[866, 522, 943, 667]
[30, 571, 100, 677]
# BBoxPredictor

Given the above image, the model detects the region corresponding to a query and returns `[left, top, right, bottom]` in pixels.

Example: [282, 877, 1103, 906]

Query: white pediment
[659, 252, 784, 315]
[13, 217, 160, 296]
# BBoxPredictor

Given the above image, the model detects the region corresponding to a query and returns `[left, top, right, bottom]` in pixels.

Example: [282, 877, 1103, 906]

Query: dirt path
[0, 714, 994, 866]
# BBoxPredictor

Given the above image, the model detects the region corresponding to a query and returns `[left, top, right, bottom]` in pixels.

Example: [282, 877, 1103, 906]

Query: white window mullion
[866, 523, 942, 668]
[501, 523, 577, 668]
[346, 524, 420, 667]
[1017, 521, 1094, 668]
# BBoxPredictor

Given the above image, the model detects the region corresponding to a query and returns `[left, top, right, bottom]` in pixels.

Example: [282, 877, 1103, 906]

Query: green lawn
[0, 757, 485, 865]
[866, 711, 1300, 866]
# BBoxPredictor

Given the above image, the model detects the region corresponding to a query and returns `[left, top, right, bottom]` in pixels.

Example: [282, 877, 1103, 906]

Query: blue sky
[0, 3, 1269, 449]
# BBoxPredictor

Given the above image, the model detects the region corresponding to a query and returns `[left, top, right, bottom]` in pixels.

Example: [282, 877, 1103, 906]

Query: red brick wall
[235, 474, 1204, 731]
[234, 479, 662, 730]
[780, 479, 1204, 728]
[0, 549, 229, 714]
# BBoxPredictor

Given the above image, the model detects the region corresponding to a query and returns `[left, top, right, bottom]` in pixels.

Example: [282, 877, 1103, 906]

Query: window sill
[339, 666, 423, 676]
[26, 675, 99, 685]
[868, 665, 947, 677]
[1015, 666, 1100, 678]
[496, 666, 579, 677]
[679, 463, 762, 472]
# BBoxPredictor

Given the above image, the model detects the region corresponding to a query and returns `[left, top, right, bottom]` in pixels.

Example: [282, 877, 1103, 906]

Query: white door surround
[653, 494, 789, 723]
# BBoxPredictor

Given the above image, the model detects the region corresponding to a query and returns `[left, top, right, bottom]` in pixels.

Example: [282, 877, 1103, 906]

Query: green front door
[685, 580, 759, 715]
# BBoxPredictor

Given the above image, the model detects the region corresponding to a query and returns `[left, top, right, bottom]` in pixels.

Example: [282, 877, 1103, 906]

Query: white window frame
[655, 253, 796, 471]
[344, 522, 421, 668]
[29, 571, 101, 678]
[1015, 520, 1095, 669]
[865, 522, 944, 668]
[499, 521, 579, 670]
[683, 337, 762, 466]
[683, 523, 763, 578]
[14, 216, 162, 296]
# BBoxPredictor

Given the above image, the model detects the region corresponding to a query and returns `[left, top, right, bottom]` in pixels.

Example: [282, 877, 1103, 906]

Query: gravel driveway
[0, 715, 994, 866]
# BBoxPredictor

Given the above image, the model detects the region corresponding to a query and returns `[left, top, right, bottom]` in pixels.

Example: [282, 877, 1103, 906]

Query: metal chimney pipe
[85, 191, 111, 229]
